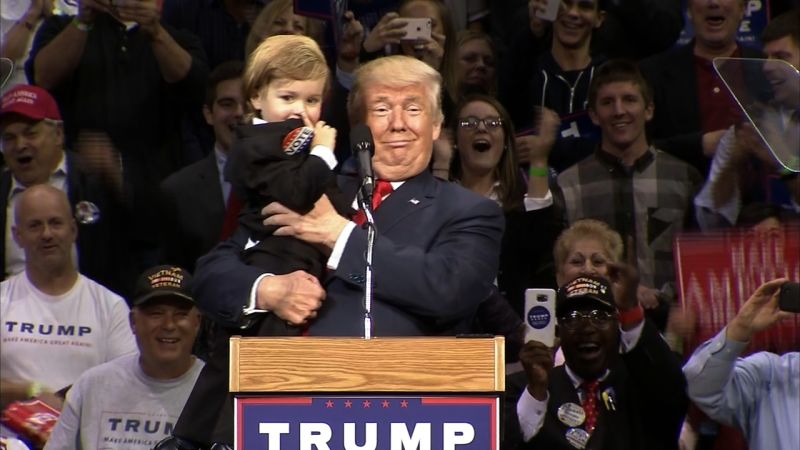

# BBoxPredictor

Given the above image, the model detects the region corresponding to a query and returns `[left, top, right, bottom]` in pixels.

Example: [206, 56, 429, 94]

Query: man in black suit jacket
[159, 61, 245, 273]
[1, 84, 133, 297]
[162, 55, 505, 449]
[640, 0, 764, 175]
[505, 274, 688, 450]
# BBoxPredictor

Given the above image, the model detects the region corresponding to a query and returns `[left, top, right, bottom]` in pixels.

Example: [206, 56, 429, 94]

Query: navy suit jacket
[193, 169, 505, 336]
[158, 151, 226, 273]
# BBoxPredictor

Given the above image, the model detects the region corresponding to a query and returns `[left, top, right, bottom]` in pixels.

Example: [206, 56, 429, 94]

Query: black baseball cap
[556, 276, 616, 316]
[131, 265, 194, 307]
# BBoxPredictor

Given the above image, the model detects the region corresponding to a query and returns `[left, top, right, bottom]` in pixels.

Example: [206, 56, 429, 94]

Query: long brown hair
[450, 94, 522, 212]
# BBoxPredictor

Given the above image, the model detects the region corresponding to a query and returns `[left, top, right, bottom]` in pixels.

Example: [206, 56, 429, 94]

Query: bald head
[14, 184, 71, 224]
[12, 185, 77, 273]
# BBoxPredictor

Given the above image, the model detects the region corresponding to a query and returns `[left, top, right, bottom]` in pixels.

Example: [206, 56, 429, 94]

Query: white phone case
[524, 288, 557, 346]
[401, 18, 432, 41]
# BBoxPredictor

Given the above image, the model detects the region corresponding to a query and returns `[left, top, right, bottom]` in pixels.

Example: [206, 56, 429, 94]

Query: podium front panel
[235, 395, 499, 449]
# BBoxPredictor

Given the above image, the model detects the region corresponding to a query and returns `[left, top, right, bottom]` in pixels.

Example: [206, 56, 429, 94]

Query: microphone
[350, 124, 375, 205]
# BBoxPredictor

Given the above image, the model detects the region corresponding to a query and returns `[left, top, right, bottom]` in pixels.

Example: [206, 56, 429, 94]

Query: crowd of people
[1, 0, 798, 449]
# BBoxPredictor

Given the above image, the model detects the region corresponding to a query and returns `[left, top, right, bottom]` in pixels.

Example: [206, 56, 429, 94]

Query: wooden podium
[230, 336, 505, 449]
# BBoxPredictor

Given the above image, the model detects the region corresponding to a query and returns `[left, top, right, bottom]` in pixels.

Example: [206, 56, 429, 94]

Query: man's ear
[202, 104, 214, 126]
[594, 10, 607, 29]
[54, 123, 65, 148]
[11, 225, 21, 248]
[129, 311, 137, 335]
[644, 102, 654, 122]
[588, 108, 600, 126]
[432, 117, 442, 141]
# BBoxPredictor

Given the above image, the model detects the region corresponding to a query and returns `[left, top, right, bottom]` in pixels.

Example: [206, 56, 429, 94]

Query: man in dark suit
[639, 0, 763, 175]
[162, 55, 505, 449]
[159, 61, 245, 273]
[1, 84, 133, 297]
[505, 274, 688, 450]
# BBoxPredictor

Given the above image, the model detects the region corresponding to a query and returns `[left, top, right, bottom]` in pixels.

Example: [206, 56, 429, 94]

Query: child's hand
[311, 120, 337, 149]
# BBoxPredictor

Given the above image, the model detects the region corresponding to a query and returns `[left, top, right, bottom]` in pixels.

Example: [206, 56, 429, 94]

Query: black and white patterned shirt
[558, 147, 702, 290]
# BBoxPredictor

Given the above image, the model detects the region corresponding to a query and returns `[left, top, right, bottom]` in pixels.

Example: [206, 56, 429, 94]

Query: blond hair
[244, 0, 324, 56]
[553, 219, 624, 269]
[243, 34, 330, 103]
[347, 55, 443, 126]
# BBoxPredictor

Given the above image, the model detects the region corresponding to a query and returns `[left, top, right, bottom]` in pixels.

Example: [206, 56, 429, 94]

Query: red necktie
[353, 180, 394, 226]
[581, 380, 600, 434]
[219, 191, 244, 241]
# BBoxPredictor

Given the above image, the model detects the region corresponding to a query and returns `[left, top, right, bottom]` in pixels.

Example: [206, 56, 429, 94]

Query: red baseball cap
[1, 85, 62, 122]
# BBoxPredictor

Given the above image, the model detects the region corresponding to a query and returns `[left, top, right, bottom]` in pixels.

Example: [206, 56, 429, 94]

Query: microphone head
[282, 126, 314, 155]
[350, 124, 374, 155]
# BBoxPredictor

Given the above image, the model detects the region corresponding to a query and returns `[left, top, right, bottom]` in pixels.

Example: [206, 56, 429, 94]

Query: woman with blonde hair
[244, 0, 324, 56]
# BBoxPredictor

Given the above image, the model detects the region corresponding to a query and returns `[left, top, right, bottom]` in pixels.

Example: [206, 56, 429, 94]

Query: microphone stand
[357, 188, 376, 340]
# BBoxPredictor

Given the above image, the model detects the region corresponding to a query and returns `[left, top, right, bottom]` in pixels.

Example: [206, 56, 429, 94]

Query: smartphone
[779, 282, 800, 313]
[524, 288, 557, 347]
[534, 0, 561, 21]
[400, 18, 432, 42]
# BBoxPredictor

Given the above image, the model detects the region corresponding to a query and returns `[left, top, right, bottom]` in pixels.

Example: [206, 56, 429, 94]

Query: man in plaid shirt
[557, 60, 701, 325]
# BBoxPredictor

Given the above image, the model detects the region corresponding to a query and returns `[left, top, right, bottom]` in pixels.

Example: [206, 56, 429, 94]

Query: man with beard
[504, 273, 688, 450]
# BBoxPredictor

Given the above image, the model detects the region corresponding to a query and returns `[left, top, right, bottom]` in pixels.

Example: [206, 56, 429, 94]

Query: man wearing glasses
[504, 274, 688, 450]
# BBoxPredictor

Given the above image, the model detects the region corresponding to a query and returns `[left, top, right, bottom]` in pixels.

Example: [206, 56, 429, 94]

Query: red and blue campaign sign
[235, 396, 498, 449]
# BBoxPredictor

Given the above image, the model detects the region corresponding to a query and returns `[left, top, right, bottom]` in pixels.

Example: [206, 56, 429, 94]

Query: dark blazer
[639, 42, 764, 175]
[158, 151, 226, 273]
[174, 169, 505, 445]
[1, 152, 134, 297]
[504, 320, 688, 450]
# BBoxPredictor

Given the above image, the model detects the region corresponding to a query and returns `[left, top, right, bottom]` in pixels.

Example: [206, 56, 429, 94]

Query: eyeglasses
[558, 309, 617, 330]
[458, 116, 503, 130]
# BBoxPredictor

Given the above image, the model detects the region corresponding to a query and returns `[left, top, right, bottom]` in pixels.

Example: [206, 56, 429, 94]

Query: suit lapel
[374, 171, 437, 233]
[198, 152, 225, 214]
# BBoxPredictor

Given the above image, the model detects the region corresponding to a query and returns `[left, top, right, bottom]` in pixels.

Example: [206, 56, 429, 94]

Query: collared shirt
[557, 146, 702, 290]
[694, 47, 744, 133]
[4, 156, 75, 277]
[683, 328, 800, 450]
[213, 142, 231, 204]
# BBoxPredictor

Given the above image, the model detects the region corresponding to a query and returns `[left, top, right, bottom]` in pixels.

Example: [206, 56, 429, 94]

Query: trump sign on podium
[235, 396, 498, 449]
[228, 336, 505, 450]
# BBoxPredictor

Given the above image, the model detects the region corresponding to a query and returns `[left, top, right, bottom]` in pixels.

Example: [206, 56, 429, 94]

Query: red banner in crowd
[675, 225, 800, 356]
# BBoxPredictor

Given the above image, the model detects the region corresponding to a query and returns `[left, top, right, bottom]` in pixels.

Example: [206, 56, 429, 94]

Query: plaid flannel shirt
[557, 147, 702, 290]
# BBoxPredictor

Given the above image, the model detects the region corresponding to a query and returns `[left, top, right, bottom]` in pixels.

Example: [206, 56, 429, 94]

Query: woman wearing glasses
[439, 94, 563, 318]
